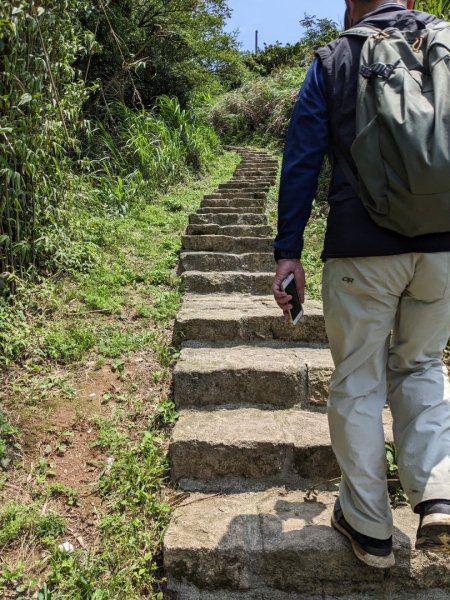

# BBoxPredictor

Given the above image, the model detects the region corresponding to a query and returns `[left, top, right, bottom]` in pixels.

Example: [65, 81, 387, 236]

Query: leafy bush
[94, 97, 220, 203]
[0, 1, 92, 285]
[44, 326, 96, 363]
[209, 67, 305, 145]
[80, 0, 244, 111]
[209, 15, 339, 146]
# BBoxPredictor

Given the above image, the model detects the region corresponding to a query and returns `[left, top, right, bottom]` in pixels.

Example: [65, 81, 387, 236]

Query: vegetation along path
[164, 148, 450, 600]
[0, 153, 240, 599]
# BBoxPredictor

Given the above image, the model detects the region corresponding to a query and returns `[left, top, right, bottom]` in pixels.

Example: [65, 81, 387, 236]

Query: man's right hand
[272, 259, 305, 322]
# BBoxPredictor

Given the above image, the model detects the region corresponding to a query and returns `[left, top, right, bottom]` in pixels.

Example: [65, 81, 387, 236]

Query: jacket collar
[355, 2, 407, 25]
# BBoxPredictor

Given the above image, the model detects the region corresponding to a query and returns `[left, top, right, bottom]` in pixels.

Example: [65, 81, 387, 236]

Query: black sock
[415, 499, 450, 515]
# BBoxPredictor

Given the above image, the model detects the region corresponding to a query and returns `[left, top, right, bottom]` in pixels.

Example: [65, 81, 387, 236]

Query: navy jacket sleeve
[274, 58, 329, 260]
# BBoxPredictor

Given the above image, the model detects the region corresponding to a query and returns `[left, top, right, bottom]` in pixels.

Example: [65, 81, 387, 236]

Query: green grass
[0, 150, 239, 599]
[0, 412, 20, 470]
[0, 502, 65, 547]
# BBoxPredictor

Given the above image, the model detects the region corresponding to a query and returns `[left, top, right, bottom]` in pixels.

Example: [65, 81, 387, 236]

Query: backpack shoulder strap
[332, 25, 382, 196]
[426, 21, 450, 32]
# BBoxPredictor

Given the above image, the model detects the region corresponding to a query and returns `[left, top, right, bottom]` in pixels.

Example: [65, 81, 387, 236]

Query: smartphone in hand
[281, 273, 304, 325]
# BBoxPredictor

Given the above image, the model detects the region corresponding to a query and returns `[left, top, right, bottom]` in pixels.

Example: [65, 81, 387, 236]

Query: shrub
[209, 67, 305, 145]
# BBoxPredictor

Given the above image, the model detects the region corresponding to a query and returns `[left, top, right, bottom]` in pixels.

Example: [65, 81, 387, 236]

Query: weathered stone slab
[234, 170, 277, 176]
[185, 224, 272, 238]
[179, 252, 274, 273]
[196, 206, 266, 214]
[165, 492, 262, 592]
[165, 585, 450, 600]
[189, 213, 267, 226]
[203, 192, 267, 201]
[173, 344, 333, 409]
[164, 489, 450, 598]
[218, 182, 273, 191]
[172, 294, 327, 344]
[181, 271, 274, 294]
[173, 344, 306, 408]
[181, 235, 273, 253]
[170, 408, 337, 486]
[233, 175, 276, 183]
[294, 347, 335, 407]
[202, 197, 266, 208]
[239, 161, 278, 168]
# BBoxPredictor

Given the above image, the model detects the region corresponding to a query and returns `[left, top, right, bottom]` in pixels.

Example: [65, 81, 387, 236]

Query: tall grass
[415, 0, 449, 17]
[209, 67, 305, 146]
[92, 97, 220, 215]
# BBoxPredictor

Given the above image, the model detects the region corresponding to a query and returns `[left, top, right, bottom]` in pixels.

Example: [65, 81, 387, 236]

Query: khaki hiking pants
[322, 252, 450, 540]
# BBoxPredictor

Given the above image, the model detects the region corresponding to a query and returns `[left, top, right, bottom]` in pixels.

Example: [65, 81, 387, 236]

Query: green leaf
[18, 93, 32, 106]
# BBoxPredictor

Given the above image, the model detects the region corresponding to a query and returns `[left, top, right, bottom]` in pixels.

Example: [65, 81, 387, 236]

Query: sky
[226, 0, 344, 51]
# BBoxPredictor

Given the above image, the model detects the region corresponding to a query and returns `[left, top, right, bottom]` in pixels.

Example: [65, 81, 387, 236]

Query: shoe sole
[331, 514, 396, 569]
[416, 514, 450, 554]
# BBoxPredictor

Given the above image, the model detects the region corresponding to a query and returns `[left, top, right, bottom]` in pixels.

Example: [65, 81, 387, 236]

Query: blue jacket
[274, 4, 450, 261]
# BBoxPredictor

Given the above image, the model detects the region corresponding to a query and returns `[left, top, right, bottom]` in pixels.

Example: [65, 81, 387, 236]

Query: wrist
[274, 249, 301, 262]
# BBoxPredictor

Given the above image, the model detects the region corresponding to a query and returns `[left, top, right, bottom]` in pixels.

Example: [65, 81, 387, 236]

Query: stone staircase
[163, 149, 450, 599]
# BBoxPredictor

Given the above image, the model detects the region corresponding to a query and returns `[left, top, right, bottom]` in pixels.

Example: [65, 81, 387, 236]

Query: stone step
[240, 159, 278, 166]
[217, 186, 272, 194]
[164, 489, 449, 598]
[196, 206, 266, 214]
[170, 408, 394, 489]
[173, 343, 333, 409]
[218, 182, 273, 190]
[179, 252, 275, 273]
[233, 172, 277, 178]
[203, 192, 267, 200]
[181, 235, 273, 253]
[181, 271, 274, 294]
[230, 179, 275, 185]
[235, 164, 277, 169]
[170, 408, 338, 487]
[185, 224, 272, 238]
[238, 164, 278, 170]
[173, 294, 326, 344]
[201, 197, 266, 208]
[237, 165, 277, 170]
[232, 179, 275, 185]
[189, 213, 268, 226]
[214, 189, 271, 196]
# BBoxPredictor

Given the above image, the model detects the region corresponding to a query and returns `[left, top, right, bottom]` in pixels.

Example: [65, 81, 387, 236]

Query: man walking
[273, 0, 450, 569]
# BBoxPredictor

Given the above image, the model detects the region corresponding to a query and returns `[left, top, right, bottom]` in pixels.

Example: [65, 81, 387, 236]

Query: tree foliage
[80, 0, 244, 110]
[243, 15, 339, 77]
[0, 0, 234, 293]
[0, 0, 92, 286]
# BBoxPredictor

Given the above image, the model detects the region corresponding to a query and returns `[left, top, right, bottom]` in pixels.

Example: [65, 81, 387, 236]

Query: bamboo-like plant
[0, 1, 91, 291]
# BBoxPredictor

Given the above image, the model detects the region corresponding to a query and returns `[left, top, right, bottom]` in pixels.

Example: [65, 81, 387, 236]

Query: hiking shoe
[415, 500, 450, 554]
[331, 498, 395, 569]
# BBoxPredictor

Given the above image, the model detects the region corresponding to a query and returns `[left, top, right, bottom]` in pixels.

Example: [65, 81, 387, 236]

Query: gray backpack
[340, 22, 450, 237]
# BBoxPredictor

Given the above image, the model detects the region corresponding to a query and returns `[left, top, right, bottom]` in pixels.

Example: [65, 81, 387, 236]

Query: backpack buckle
[360, 63, 395, 80]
